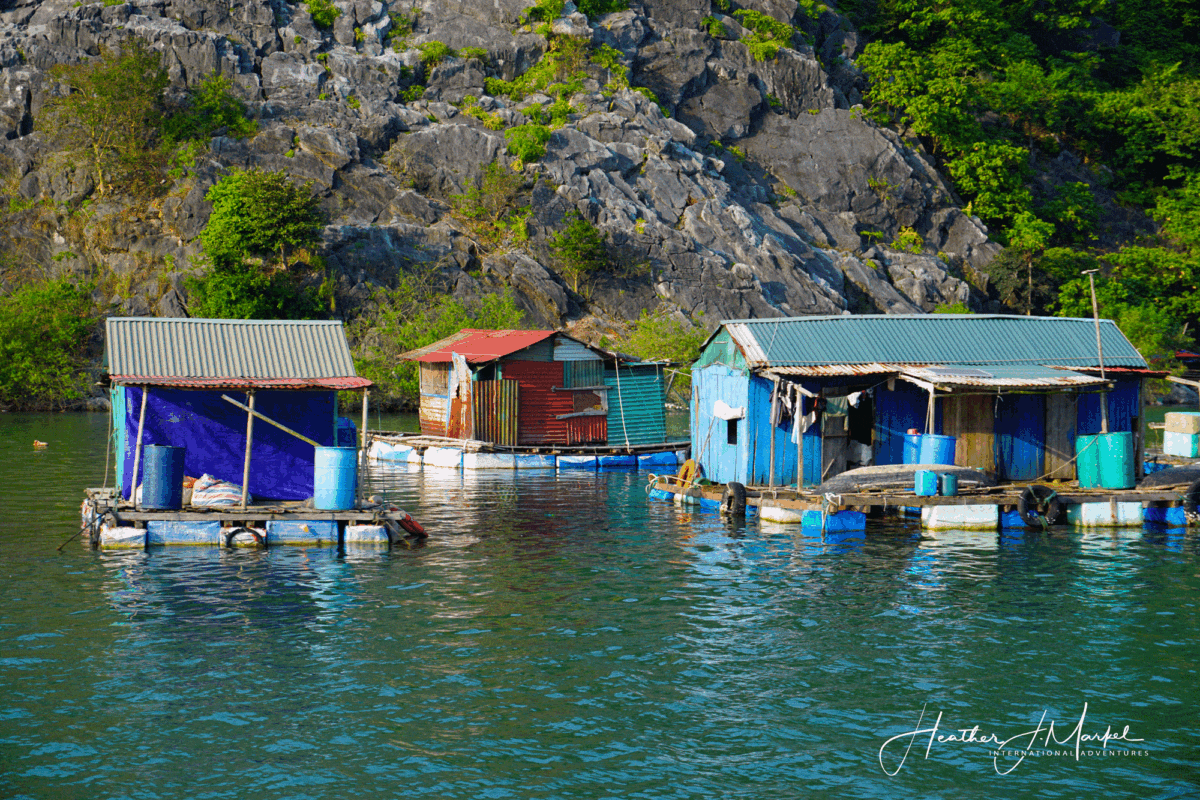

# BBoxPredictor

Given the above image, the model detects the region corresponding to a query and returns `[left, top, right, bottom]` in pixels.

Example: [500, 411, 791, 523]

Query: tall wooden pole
[240, 391, 255, 509]
[1085, 269, 1109, 434]
[130, 387, 148, 505]
[797, 393, 805, 490]
[360, 389, 369, 455]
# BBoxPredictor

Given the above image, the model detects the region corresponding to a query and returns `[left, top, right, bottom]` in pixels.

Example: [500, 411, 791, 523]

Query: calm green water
[1, 413, 1198, 799]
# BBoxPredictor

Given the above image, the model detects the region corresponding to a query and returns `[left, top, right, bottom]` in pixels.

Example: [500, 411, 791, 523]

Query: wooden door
[1044, 394, 1076, 480]
[942, 394, 996, 473]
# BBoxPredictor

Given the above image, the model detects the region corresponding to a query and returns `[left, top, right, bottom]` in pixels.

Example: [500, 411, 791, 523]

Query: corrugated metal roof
[900, 365, 1108, 389]
[105, 318, 364, 385]
[405, 329, 556, 364]
[108, 376, 371, 390]
[719, 315, 1147, 369]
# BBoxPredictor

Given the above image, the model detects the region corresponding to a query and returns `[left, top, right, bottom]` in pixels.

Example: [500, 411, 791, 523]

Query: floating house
[106, 317, 371, 503]
[366, 329, 684, 469]
[690, 315, 1154, 488]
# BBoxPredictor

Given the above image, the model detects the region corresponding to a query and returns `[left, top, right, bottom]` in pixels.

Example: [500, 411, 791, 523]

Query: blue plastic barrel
[1076, 434, 1100, 488]
[336, 417, 357, 448]
[918, 434, 957, 465]
[142, 445, 185, 509]
[314, 447, 357, 510]
[914, 470, 938, 496]
[1098, 431, 1135, 489]
[903, 434, 921, 464]
[940, 473, 958, 496]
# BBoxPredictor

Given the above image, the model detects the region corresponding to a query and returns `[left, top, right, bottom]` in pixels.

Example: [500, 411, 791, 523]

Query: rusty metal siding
[503, 360, 571, 445]
[473, 379, 519, 446]
[563, 360, 605, 389]
[419, 395, 448, 437]
[566, 415, 607, 444]
[448, 389, 473, 439]
[420, 363, 449, 395]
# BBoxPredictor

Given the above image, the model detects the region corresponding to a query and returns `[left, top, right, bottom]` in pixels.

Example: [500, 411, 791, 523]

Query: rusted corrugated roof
[404, 329, 557, 364]
[105, 318, 366, 388]
[900, 365, 1108, 389]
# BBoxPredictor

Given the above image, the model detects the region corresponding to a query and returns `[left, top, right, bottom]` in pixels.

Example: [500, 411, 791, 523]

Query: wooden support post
[361, 390, 369, 457]
[797, 393, 805, 490]
[240, 391, 255, 509]
[130, 387, 148, 505]
[768, 378, 779, 488]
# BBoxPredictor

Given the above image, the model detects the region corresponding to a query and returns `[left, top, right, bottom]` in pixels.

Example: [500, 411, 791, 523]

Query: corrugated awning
[109, 375, 373, 390]
[899, 365, 1108, 390]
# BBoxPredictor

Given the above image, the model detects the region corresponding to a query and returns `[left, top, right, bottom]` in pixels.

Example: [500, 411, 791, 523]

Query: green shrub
[417, 40, 454, 66]
[306, 0, 340, 29]
[450, 162, 530, 246]
[348, 273, 526, 407]
[702, 15, 728, 38]
[401, 85, 425, 103]
[576, 0, 627, 17]
[0, 279, 98, 410]
[347, 94, 361, 109]
[550, 212, 607, 294]
[893, 226, 923, 253]
[619, 306, 706, 399]
[200, 168, 326, 272]
[505, 123, 552, 162]
[187, 263, 325, 320]
[459, 46, 488, 60]
[522, 0, 566, 25]
[733, 10, 794, 61]
[163, 73, 257, 144]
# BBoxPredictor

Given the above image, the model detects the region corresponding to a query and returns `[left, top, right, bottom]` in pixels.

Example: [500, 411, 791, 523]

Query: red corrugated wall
[503, 360, 571, 445]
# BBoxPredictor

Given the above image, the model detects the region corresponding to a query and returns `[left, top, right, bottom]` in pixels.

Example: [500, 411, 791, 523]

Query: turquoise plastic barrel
[914, 470, 938, 496]
[903, 434, 921, 464]
[1098, 432, 1135, 489]
[314, 447, 357, 510]
[1076, 434, 1100, 488]
[142, 445, 185, 509]
[918, 434, 957, 465]
[940, 473, 958, 496]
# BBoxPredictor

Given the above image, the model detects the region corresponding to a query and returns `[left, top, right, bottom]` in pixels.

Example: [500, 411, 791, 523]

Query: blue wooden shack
[106, 318, 371, 502]
[690, 315, 1154, 487]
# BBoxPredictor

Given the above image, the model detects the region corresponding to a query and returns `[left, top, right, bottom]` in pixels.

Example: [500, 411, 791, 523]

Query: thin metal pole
[130, 387, 148, 505]
[361, 390, 369, 455]
[1084, 269, 1109, 433]
[241, 391, 255, 509]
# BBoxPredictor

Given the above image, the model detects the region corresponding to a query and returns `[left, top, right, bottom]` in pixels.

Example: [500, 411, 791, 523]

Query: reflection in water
[0, 413, 1198, 798]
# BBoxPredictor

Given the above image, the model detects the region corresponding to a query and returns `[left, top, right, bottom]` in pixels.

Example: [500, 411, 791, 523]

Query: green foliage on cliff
[549, 212, 607, 295]
[348, 273, 526, 407]
[189, 168, 328, 319]
[0, 279, 98, 410]
[306, 0, 341, 29]
[620, 306, 707, 399]
[42, 38, 169, 198]
[733, 10, 795, 61]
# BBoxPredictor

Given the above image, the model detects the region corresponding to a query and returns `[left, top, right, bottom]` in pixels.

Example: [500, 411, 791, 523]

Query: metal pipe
[130, 387, 148, 505]
[1084, 269, 1109, 433]
[240, 391, 255, 509]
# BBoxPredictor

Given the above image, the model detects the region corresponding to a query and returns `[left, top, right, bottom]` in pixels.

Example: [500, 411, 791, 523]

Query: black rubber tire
[721, 482, 747, 517]
[1018, 485, 1062, 527]
[1183, 479, 1200, 517]
[224, 526, 266, 548]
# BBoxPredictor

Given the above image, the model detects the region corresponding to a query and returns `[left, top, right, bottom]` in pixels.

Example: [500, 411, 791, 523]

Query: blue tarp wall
[114, 386, 336, 501]
[874, 383, 942, 465]
[1077, 380, 1140, 435]
[994, 394, 1046, 480]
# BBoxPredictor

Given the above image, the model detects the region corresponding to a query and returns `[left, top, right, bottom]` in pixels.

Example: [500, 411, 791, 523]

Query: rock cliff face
[0, 0, 1001, 333]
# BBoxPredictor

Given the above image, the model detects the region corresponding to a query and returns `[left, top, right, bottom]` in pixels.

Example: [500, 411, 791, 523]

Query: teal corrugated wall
[605, 364, 667, 446]
[563, 360, 605, 389]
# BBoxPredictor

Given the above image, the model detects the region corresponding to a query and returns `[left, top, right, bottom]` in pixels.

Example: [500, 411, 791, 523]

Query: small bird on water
[33, 440, 48, 448]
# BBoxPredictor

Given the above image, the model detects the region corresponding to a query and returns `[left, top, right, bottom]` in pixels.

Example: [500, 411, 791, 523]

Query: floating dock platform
[648, 476, 1197, 533]
[365, 431, 690, 471]
[80, 488, 425, 549]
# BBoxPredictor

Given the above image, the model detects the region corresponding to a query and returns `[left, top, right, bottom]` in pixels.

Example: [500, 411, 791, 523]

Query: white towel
[713, 399, 746, 420]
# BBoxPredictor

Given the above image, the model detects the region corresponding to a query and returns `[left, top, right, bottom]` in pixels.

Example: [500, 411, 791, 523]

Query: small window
[727, 418, 738, 445]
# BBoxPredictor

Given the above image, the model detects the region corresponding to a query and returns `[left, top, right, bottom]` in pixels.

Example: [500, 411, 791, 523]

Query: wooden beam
[240, 391, 255, 509]
[130, 388, 148, 505]
[220, 394, 320, 447]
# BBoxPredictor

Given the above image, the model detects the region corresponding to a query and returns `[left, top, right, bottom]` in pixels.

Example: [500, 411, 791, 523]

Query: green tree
[620, 306, 707, 399]
[1006, 211, 1056, 314]
[549, 213, 607, 295]
[199, 168, 325, 271]
[42, 38, 170, 197]
[348, 271, 526, 407]
[0, 279, 98, 410]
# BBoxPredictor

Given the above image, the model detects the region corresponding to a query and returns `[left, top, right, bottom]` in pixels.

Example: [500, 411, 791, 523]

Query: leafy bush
[306, 0, 340, 29]
[505, 124, 552, 163]
[187, 264, 326, 320]
[162, 73, 257, 144]
[417, 41, 454, 67]
[348, 272, 526, 407]
[522, 0, 566, 25]
[450, 162, 530, 246]
[200, 168, 326, 271]
[733, 10, 794, 61]
[576, 0, 627, 17]
[0, 279, 98, 410]
[892, 227, 923, 253]
[549, 212, 607, 294]
[619, 306, 707, 399]
[459, 46, 488, 60]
